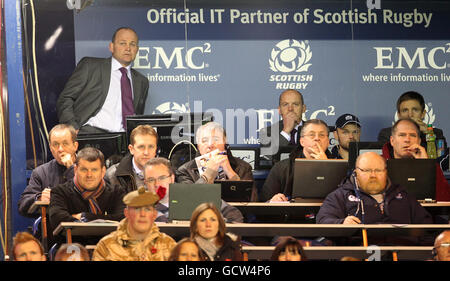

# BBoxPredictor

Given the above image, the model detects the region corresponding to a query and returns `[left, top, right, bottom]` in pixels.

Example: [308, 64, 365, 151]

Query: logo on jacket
[348, 195, 361, 202]
[395, 193, 403, 200]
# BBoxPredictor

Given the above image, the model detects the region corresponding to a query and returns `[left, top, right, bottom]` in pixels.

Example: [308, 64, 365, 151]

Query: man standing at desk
[316, 152, 432, 224]
[259, 89, 306, 162]
[106, 125, 159, 193]
[18, 124, 78, 217]
[260, 119, 334, 202]
[381, 119, 450, 201]
[331, 113, 361, 160]
[49, 147, 125, 231]
[92, 187, 176, 261]
[56, 27, 149, 134]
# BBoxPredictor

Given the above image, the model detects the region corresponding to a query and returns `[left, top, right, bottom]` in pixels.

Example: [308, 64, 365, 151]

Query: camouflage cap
[123, 186, 160, 207]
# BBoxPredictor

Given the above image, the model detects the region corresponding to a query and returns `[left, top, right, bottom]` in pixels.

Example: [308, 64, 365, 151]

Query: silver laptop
[168, 183, 222, 222]
[292, 159, 349, 200]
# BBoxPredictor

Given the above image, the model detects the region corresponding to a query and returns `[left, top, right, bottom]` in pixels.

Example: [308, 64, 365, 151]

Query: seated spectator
[168, 238, 205, 261]
[190, 203, 243, 261]
[377, 91, 448, 171]
[382, 118, 450, 201]
[259, 89, 306, 162]
[144, 157, 244, 223]
[49, 147, 126, 232]
[92, 187, 176, 261]
[176, 122, 257, 201]
[12, 232, 46, 261]
[260, 119, 336, 202]
[270, 236, 307, 261]
[316, 152, 432, 224]
[54, 243, 90, 261]
[19, 124, 78, 217]
[331, 114, 361, 160]
[106, 125, 159, 193]
[433, 230, 450, 261]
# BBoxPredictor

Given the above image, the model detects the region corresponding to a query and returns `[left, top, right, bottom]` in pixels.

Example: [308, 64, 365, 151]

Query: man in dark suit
[259, 89, 306, 162]
[57, 27, 149, 134]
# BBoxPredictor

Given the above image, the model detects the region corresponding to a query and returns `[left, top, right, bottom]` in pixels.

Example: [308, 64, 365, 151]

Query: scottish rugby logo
[269, 39, 312, 73]
[152, 102, 188, 114]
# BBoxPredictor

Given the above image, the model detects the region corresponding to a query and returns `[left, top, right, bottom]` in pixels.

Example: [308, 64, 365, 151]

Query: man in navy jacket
[316, 152, 432, 224]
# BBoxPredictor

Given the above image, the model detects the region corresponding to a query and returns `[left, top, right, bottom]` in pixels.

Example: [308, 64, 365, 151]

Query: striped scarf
[73, 176, 106, 215]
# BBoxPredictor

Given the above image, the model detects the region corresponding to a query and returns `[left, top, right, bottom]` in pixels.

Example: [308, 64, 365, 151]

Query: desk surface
[243, 246, 434, 261]
[53, 222, 450, 240]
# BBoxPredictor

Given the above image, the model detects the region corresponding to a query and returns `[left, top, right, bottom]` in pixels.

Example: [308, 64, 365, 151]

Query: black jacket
[18, 159, 74, 217]
[48, 180, 126, 231]
[260, 145, 334, 202]
[316, 176, 433, 224]
[105, 153, 139, 194]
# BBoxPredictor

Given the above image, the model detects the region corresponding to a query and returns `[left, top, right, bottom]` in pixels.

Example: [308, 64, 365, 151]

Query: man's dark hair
[300, 119, 329, 136]
[75, 147, 105, 167]
[111, 27, 138, 43]
[144, 157, 175, 177]
[391, 118, 421, 136]
[396, 91, 425, 113]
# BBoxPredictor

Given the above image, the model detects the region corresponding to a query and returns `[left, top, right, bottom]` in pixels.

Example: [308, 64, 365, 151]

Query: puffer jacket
[92, 218, 176, 261]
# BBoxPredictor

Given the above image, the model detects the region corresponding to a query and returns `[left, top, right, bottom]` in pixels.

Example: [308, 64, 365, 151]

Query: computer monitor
[229, 145, 260, 170]
[76, 133, 127, 163]
[126, 112, 214, 159]
[292, 159, 349, 200]
[348, 141, 384, 170]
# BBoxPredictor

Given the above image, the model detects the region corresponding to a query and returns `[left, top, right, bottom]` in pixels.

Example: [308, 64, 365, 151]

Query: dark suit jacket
[259, 121, 300, 162]
[57, 57, 149, 130]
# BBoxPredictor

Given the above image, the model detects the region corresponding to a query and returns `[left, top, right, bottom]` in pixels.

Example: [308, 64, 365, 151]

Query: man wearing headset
[316, 152, 432, 224]
[106, 125, 159, 193]
[433, 230, 450, 261]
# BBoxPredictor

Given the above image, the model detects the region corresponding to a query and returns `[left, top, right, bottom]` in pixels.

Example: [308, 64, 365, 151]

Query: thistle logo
[152, 102, 188, 114]
[269, 39, 313, 90]
[392, 103, 435, 125]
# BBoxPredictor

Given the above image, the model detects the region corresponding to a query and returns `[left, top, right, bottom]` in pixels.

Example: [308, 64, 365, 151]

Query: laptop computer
[348, 141, 384, 170]
[168, 183, 222, 222]
[214, 180, 254, 202]
[387, 159, 436, 201]
[292, 159, 349, 200]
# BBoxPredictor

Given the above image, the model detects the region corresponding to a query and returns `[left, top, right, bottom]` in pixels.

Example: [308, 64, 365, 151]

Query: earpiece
[432, 247, 437, 258]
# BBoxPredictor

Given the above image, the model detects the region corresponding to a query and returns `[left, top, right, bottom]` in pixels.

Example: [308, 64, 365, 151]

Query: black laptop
[387, 159, 436, 201]
[214, 180, 254, 202]
[292, 159, 349, 200]
[168, 183, 222, 222]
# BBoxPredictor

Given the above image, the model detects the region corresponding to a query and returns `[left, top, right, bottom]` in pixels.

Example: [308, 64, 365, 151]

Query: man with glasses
[331, 114, 362, 160]
[381, 118, 450, 201]
[147, 157, 244, 223]
[106, 124, 159, 193]
[316, 152, 432, 224]
[433, 230, 450, 261]
[19, 124, 79, 217]
[260, 119, 335, 202]
[93, 186, 176, 261]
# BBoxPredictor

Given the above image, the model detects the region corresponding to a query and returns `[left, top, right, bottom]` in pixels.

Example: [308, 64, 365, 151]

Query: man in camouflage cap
[92, 187, 176, 261]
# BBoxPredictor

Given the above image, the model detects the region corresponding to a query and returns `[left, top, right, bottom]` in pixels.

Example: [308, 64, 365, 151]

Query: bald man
[316, 152, 432, 224]
[433, 230, 450, 261]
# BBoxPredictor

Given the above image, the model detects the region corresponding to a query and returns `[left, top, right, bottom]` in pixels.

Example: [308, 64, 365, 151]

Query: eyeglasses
[356, 167, 386, 174]
[144, 174, 171, 185]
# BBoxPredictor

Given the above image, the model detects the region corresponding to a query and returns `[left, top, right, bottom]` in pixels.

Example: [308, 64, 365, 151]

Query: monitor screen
[76, 133, 127, 165]
[348, 141, 384, 170]
[126, 113, 214, 159]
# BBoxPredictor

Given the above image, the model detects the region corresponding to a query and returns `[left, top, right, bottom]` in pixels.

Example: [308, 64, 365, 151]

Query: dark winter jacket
[316, 176, 433, 224]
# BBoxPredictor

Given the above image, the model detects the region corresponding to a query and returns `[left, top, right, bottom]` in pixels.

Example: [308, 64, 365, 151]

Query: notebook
[168, 183, 222, 221]
[387, 159, 436, 200]
[292, 159, 349, 200]
[214, 180, 254, 202]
